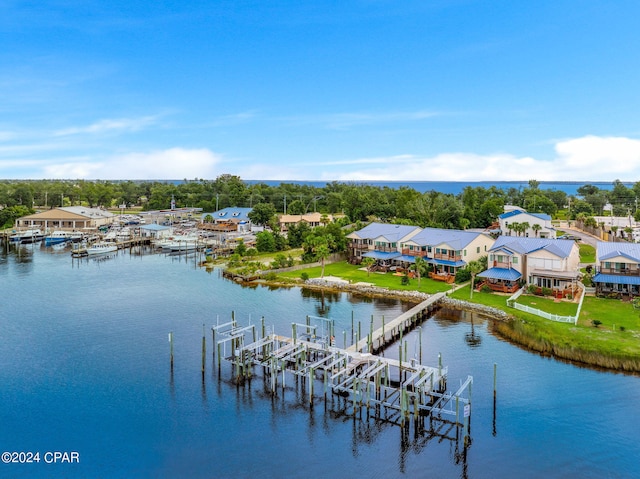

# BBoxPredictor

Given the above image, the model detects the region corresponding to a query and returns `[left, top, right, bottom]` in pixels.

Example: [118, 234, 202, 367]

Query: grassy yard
[451, 283, 640, 367]
[272, 260, 640, 370]
[278, 261, 454, 294]
[579, 243, 596, 263]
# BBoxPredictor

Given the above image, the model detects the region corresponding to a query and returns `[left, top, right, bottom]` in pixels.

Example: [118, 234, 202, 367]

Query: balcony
[349, 242, 370, 250]
[491, 260, 512, 269]
[433, 252, 462, 262]
[598, 267, 640, 276]
[401, 248, 428, 257]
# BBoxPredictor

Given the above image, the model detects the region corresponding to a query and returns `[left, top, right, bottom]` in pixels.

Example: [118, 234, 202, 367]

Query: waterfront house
[592, 242, 640, 298]
[15, 206, 115, 231]
[498, 206, 555, 238]
[399, 228, 494, 282]
[278, 212, 340, 233]
[478, 236, 580, 295]
[200, 207, 253, 233]
[347, 222, 421, 266]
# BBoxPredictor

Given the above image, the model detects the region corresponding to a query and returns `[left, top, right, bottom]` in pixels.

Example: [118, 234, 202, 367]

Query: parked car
[558, 234, 580, 241]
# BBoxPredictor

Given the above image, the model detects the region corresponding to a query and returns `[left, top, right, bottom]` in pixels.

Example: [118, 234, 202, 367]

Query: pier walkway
[348, 292, 446, 354]
[211, 299, 472, 442]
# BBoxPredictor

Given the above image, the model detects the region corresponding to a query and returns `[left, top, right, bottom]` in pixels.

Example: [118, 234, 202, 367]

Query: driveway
[564, 227, 598, 248]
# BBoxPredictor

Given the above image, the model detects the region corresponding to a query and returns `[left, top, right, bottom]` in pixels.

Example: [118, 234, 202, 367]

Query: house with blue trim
[347, 222, 493, 280]
[399, 228, 494, 281]
[347, 222, 421, 265]
[498, 206, 555, 239]
[201, 207, 253, 232]
[479, 236, 580, 295]
[592, 242, 640, 298]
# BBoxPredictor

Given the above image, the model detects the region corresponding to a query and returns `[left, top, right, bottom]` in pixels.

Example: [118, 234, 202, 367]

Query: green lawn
[278, 262, 454, 294]
[274, 260, 640, 369]
[579, 243, 596, 263]
[516, 294, 579, 316]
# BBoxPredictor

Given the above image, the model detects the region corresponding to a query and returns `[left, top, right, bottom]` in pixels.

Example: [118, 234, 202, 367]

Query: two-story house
[399, 228, 494, 281]
[498, 206, 555, 239]
[347, 222, 421, 265]
[478, 236, 580, 295]
[592, 242, 640, 297]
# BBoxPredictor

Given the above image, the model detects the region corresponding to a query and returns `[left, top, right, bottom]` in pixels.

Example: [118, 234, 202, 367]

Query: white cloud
[554, 135, 640, 172]
[42, 148, 222, 179]
[318, 135, 640, 182]
[54, 116, 159, 136]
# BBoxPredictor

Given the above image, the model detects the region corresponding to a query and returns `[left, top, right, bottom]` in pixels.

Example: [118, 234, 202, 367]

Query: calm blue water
[244, 180, 632, 196]
[1, 244, 638, 478]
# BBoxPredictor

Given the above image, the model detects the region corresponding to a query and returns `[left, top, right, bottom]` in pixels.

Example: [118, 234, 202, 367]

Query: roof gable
[350, 222, 421, 243]
[597, 242, 640, 263]
[491, 235, 575, 258]
[405, 227, 486, 249]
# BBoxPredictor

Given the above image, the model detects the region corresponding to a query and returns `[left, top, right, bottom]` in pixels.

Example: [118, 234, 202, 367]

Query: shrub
[400, 274, 410, 285]
[455, 268, 471, 283]
[591, 319, 602, 328]
[300, 272, 309, 281]
[481, 285, 492, 293]
[541, 287, 552, 297]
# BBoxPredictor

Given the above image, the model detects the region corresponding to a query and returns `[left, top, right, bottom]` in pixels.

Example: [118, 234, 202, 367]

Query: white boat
[10, 228, 45, 244]
[68, 231, 85, 242]
[86, 242, 118, 255]
[163, 235, 201, 252]
[116, 227, 132, 241]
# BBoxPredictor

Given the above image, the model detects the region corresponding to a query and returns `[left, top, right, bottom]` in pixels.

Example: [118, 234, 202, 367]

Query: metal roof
[140, 224, 170, 231]
[592, 273, 640, 285]
[499, 210, 552, 222]
[478, 267, 522, 281]
[403, 227, 488, 250]
[427, 258, 466, 267]
[490, 235, 575, 258]
[597, 242, 640, 263]
[348, 222, 420, 243]
[362, 251, 401, 260]
[395, 255, 417, 263]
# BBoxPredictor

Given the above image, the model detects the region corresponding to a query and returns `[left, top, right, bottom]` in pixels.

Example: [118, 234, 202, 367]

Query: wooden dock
[210, 301, 473, 444]
[348, 292, 446, 354]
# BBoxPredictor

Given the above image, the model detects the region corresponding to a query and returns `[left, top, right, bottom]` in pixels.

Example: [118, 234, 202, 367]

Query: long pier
[210, 297, 473, 445]
[349, 292, 446, 354]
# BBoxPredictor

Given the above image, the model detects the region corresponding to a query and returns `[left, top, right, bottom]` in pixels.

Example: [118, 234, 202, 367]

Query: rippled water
[1, 243, 638, 478]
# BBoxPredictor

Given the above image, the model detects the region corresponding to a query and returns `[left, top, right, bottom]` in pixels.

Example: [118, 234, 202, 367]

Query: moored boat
[9, 228, 45, 244]
[44, 230, 72, 246]
[86, 241, 118, 255]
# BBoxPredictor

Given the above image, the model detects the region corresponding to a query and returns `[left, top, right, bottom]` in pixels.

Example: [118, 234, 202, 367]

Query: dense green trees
[1, 177, 639, 234]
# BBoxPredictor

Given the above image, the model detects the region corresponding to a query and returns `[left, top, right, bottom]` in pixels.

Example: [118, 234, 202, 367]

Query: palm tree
[467, 259, 484, 299]
[532, 223, 542, 237]
[520, 221, 530, 237]
[611, 225, 618, 242]
[361, 257, 375, 276]
[413, 256, 426, 285]
[303, 232, 332, 278]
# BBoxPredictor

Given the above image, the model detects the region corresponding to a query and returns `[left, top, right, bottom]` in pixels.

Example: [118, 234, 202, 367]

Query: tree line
[2, 176, 639, 230]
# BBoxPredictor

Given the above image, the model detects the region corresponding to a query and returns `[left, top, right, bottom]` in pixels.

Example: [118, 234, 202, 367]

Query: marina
[0, 243, 638, 478]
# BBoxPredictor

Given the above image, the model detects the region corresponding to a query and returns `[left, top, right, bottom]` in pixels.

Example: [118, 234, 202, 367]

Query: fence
[507, 285, 586, 325]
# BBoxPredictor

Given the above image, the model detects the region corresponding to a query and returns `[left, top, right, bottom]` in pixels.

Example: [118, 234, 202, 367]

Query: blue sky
[2, 0, 640, 182]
